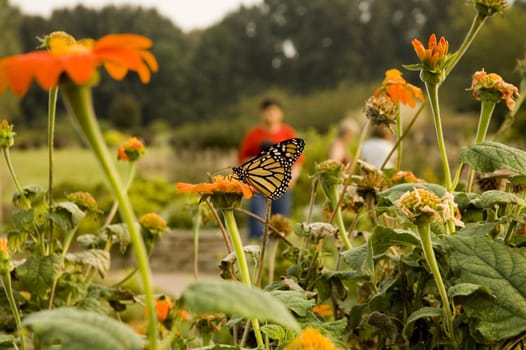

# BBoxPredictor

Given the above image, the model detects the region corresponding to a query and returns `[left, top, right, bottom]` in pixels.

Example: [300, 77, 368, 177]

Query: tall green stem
[2, 274, 27, 350]
[444, 14, 487, 79]
[222, 209, 264, 348]
[2, 148, 30, 209]
[395, 106, 402, 170]
[60, 83, 158, 350]
[417, 223, 456, 346]
[467, 100, 497, 191]
[425, 83, 452, 191]
[329, 185, 352, 250]
[47, 87, 58, 210]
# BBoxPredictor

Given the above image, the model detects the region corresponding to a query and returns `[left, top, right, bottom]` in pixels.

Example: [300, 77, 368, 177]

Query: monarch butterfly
[232, 138, 305, 200]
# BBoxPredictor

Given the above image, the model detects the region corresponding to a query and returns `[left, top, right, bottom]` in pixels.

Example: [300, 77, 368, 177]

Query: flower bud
[0, 120, 15, 148]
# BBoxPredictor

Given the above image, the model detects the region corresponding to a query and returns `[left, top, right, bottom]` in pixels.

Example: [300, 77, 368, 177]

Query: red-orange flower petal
[176, 176, 253, 199]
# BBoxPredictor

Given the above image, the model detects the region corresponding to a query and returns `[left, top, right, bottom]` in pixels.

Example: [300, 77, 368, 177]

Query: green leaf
[181, 280, 300, 332]
[449, 235, 526, 342]
[460, 141, 526, 175]
[456, 223, 497, 237]
[448, 283, 494, 299]
[370, 226, 420, 255]
[46, 202, 86, 233]
[378, 183, 447, 204]
[16, 255, 63, 298]
[102, 224, 130, 253]
[22, 307, 143, 350]
[269, 290, 314, 317]
[403, 307, 443, 338]
[66, 249, 110, 277]
[341, 244, 368, 272]
[479, 190, 526, 207]
[261, 324, 286, 340]
[13, 184, 45, 206]
[12, 208, 35, 232]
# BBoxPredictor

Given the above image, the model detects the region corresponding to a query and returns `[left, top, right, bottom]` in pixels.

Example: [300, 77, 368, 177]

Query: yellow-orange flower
[117, 136, 146, 161]
[139, 212, 168, 235]
[375, 69, 424, 108]
[312, 304, 333, 317]
[285, 328, 339, 350]
[0, 237, 7, 253]
[0, 31, 158, 96]
[470, 69, 519, 111]
[176, 175, 253, 199]
[411, 34, 449, 72]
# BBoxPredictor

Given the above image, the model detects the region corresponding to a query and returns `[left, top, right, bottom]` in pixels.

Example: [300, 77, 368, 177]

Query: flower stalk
[1, 273, 27, 350]
[222, 209, 264, 348]
[60, 82, 159, 350]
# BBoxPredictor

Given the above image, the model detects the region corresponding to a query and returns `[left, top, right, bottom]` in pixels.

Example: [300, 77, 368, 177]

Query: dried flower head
[139, 212, 168, 236]
[117, 137, 146, 161]
[395, 188, 463, 226]
[364, 95, 397, 128]
[375, 69, 424, 108]
[472, 0, 508, 17]
[470, 69, 519, 111]
[0, 120, 15, 148]
[269, 214, 293, 237]
[392, 171, 425, 184]
[285, 328, 339, 350]
[67, 191, 98, 212]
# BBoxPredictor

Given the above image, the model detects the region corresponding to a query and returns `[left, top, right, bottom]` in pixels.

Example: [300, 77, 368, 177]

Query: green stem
[417, 223, 456, 346]
[222, 209, 264, 348]
[47, 87, 58, 254]
[425, 83, 452, 191]
[2, 274, 27, 350]
[329, 185, 351, 250]
[444, 13, 487, 78]
[467, 100, 497, 192]
[2, 148, 30, 209]
[395, 106, 402, 169]
[60, 83, 158, 350]
[104, 162, 136, 226]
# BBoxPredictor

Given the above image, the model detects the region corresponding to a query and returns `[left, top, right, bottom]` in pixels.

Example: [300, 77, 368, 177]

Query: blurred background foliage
[1, 0, 526, 227]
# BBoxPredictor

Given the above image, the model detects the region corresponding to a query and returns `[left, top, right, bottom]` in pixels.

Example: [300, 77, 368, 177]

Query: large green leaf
[448, 235, 526, 342]
[45, 202, 86, 233]
[378, 183, 447, 204]
[370, 225, 420, 254]
[16, 255, 63, 298]
[181, 280, 300, 332]
[66, 249, 110, 277]
[460, 142, 526, 175]
[22, 307, 143, 350]
[269, 290, 314, 317]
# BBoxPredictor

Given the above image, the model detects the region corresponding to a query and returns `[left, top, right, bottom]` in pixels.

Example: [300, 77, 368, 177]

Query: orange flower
[144, 295, 174, 321]
[285, 328, 339, 350]
[117, 136, 146, 161]
[176, 175, 253, 199]
[312, 304, 333, 317]
[0, 31, 158, 96]
[411, 34, 449, 72]
[391, 170, 425, 184]
[470, 69, 519, 110]
[0, 237, 7, 253]
[375, 69, 424, 108]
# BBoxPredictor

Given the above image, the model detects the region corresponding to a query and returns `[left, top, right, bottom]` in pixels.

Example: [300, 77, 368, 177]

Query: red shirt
[238, 124, 304, 164]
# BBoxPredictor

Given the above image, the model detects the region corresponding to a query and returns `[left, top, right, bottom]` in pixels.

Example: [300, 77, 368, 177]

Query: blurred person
[238, 97, 303, 240]
[361, 126, 397, 169]
[328, 118, 359, 164]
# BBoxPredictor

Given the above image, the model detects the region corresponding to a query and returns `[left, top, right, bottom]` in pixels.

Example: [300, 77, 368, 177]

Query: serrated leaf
[261, 324, 286, 340]
[448, 235, 526, 342]
[341, 244, 368, 272]
[370, 226, 420, 255]
[460, 142, 526, 175]
[479, 190, 526, 207]
[77, 234, 101, 249]
[16, 255, 63, 298]
[378, 183, 447, 204]
[269, 290, 315, 317]
[66, 250, 110, 277]
[448, 283, 494, 299]
[22, 307, 143, 350]
[12, 209, 35, 232]
[181, 280, 300, 332]
[102, 224, 130, 253]
[456, 223, 497, 237]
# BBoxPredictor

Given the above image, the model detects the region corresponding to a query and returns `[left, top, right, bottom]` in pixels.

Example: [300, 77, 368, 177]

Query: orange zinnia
[176, 175, 254, 199]
[0, 31, 158, 96]
[117, 136, 146, 161]
[375, 69, 424, 108]
[411, 34, 448, 72]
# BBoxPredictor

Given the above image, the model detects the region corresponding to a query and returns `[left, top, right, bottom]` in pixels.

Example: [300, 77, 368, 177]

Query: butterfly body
[232, 138, 305, 200]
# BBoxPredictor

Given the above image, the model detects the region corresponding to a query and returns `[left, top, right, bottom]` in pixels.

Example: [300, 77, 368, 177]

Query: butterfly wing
[233, 138, 305, 200]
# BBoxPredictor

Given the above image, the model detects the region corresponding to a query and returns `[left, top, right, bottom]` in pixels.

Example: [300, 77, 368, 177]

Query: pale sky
[11, 0, 263, 31]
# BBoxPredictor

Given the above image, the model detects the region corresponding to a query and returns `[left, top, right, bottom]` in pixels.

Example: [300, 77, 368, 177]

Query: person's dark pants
[247, 191, 291, 240]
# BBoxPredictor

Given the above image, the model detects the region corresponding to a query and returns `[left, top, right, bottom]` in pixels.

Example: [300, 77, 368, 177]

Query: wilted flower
[139, 212, 167, 236]
[364, 95, 397, 128]
[269, 214, 293, 237]
[472, 0, 508, 17]
[469, 69, 519, 110]
[67, 191, 98, 212]
[285, 328, 339, 350]
[0, 120, 15, 148]
[375, 69, 424, 108]
[0, 31, 158, 96]
[392, 171, 425, 184]
[117, 137, 146, 161]
[395, 188, 463, 226]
